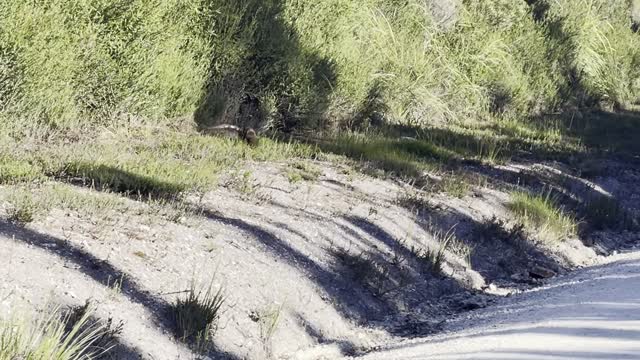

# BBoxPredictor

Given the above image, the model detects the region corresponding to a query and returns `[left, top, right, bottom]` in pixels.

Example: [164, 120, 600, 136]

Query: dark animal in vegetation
[202, 124, 259, 146]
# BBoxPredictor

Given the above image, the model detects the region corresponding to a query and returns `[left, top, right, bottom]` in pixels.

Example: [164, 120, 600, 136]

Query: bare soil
[1, 156, 638, 359]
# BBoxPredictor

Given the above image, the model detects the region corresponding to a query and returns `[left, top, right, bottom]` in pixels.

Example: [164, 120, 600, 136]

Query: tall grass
[0, 307, 112, 360]
[0, 0, 638, 131]
[0, 0, 215, 128]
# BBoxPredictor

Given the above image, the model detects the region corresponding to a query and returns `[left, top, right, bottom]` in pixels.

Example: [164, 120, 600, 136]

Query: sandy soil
[0, 157, 638, 359]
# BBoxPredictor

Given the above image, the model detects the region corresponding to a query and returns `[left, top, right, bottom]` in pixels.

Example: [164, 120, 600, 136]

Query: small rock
[529, 265, 556, 279]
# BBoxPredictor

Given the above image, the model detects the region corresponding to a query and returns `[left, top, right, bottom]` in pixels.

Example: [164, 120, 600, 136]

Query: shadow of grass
[0, 219, 239, 359]
[561, 109, 640, 156]
[55, 162, 185, 199]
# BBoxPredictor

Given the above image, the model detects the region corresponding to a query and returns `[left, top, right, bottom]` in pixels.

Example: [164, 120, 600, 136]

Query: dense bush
[0, 0, 638, 130]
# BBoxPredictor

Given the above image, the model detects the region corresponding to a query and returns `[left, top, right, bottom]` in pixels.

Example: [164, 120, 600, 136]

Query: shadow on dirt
[200, 207, 467, 337]
[372, 256, 640, 358]
[55, 162, 185, 200]
[0, 219, 240, 360]
[293, 312, 360, 356]
[102, 338, 146, 360]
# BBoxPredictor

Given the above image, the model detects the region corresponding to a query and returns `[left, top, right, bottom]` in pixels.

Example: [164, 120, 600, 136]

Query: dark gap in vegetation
[194, 0, 337, 133]
[561, 109, 640, 155]
[581, 194, 637, 232]
[525, 0, 551, 22]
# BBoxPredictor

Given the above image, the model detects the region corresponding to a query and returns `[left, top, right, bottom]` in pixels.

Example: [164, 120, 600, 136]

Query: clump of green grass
[0, 0, 215, 127]
[437, 175, 471, 199]
[287, 162, 322, 184]
[224, 170, 258, 198]
[3, 184, 126, 223]
[0, 156, 44, 184]
[286, 171, 304, 184]
[320, 135, 452, 179]
[63, 301, 124, 357]
[0, 305, 115, 360]
[1, 122, 315, 198]
[171, 278, 225, 350]
[6, 190, 37, 224]
[509, 191, 577, 242]
[253, 303, 284, 358]
[2, 0, 639, 135]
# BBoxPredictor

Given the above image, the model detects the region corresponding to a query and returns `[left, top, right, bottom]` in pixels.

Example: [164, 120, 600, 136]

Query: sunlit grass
[0, 306, 114, 360]
[509, 191, 577, 242]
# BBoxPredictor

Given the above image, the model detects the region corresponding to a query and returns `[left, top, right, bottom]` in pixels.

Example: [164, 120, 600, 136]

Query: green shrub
[0, 156, 43, 184]
[545, 0, 640, 106]
[7, 190, 38, 224]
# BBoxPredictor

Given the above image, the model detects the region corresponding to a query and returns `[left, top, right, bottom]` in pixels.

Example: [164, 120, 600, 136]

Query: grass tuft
[0, 305, 115, 360]
[171, 278, 225, 349]
[3, 184, 125, 223]
[0, 156, 44, 184]
[412, 227, 456, 275]
[509, 191, 576, 242]
[6, 190, 37, 224]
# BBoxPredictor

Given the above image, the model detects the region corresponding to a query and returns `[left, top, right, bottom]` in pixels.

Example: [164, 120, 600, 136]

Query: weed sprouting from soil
[412, 227, 457, 275]
[251, 303, 285, 359]
[289, 161, 322, 182]
[64, 301, 124, 358]
[6, 190, 37, 224]
[171, 278, 225, 350]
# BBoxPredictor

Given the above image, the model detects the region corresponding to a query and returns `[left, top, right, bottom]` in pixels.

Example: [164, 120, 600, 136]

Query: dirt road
[358, 250, 640, 360]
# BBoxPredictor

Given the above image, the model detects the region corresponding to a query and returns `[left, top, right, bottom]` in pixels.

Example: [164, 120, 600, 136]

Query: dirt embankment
[1, 156, 639, 359]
